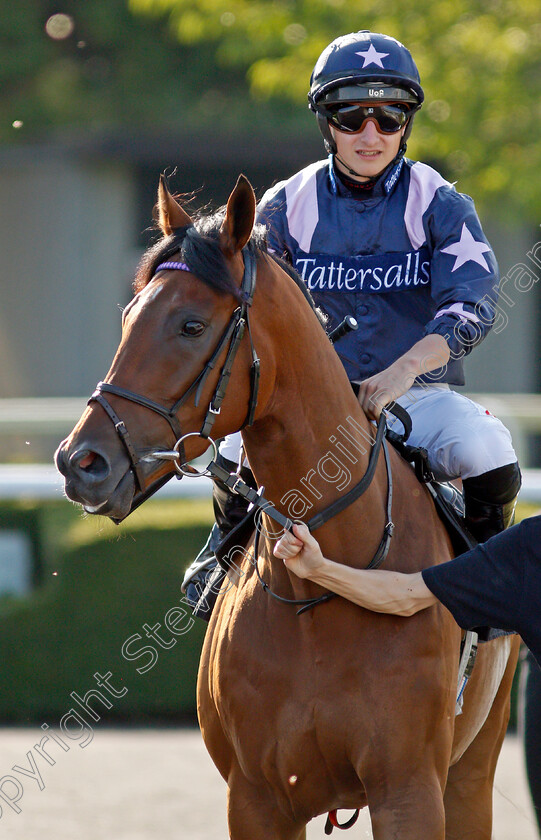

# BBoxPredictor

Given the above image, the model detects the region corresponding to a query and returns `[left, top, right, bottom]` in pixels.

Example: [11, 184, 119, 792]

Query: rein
[206, 411, 395, 614]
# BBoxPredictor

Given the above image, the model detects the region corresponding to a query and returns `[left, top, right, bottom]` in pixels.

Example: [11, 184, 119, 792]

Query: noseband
[88, 231, 260, 515]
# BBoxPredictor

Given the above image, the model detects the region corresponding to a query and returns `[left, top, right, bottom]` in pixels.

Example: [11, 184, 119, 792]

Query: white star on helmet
[355, 43, 389, 69]
[441, 223, 492, 272]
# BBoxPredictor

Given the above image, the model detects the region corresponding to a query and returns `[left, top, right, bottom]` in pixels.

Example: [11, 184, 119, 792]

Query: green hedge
[0, 499, 535, 725]
[0, 498, 213, 723]
[0, 503, 44, 588]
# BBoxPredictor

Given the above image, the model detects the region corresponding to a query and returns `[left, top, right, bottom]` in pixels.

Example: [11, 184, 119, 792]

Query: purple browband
[155, 261, 191, 273]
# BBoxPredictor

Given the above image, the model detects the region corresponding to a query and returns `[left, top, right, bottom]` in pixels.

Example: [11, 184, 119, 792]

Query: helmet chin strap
[334, 152, 380, 181]
[334, 144, 406, 184]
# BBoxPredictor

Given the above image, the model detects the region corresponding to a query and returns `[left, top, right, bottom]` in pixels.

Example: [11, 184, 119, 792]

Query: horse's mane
[133, 209, 327, 327]
[269, 251, 327, 327]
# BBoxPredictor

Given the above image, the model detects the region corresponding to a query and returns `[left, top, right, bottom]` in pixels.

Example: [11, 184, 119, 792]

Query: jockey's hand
[357, 335, 451, 420]
[273, 523, 325, 580]
[357, 363, 413, 421]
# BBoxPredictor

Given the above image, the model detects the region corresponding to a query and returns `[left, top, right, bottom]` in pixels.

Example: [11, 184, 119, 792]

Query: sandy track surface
[0, 729, 538, 839]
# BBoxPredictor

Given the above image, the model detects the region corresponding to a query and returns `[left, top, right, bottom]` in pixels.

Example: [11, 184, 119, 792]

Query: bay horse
[56, 174, 519, 839]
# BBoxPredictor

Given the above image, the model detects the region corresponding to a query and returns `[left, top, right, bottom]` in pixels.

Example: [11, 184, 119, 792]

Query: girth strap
[325, 809, 360, 834]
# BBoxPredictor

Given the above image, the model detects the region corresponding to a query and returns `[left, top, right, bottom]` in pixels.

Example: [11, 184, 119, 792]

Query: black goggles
[323, 103, 410, 135]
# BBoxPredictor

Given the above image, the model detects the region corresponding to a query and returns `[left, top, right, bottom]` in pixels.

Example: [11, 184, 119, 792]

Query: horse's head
[56, 174, 265, 521]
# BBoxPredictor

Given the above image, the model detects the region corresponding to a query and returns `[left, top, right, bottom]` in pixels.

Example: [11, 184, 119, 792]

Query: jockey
[182, 31, 521, 617]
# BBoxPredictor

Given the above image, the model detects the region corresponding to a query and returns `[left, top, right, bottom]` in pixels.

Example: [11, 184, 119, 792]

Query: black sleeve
[422, 517, 541, 637]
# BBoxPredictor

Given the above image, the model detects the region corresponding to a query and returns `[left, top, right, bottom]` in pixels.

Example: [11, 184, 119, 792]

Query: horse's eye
[181, 320, 206, 337]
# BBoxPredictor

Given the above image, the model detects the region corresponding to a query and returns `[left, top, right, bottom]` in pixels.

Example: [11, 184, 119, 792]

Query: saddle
[386, 430, 476, 556]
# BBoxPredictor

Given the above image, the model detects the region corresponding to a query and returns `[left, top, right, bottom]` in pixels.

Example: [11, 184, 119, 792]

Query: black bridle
[88, 236, 260, 517]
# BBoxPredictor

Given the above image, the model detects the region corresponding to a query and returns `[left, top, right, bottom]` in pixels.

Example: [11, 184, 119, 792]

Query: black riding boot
[463, 462, 522, 544]
[181, 453, 255, 620]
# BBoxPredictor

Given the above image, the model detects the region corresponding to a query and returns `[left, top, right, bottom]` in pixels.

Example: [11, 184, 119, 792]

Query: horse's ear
[220, 174, 256, 255]
[156, 174, 192, 236]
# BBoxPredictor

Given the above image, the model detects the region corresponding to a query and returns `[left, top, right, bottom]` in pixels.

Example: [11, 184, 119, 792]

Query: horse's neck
[244, 382, 370, 506]
[241, 266, 387, 577]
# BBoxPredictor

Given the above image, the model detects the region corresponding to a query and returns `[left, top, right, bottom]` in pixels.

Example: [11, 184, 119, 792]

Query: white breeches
[218, 384, 517, 483]
[392, 384, 517, 481]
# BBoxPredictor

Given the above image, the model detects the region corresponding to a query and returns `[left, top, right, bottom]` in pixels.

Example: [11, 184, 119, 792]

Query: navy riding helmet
[308, 31, 425, 154]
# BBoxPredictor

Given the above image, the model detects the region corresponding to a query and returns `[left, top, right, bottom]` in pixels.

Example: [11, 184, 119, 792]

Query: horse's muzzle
[55, 437, 135, 519]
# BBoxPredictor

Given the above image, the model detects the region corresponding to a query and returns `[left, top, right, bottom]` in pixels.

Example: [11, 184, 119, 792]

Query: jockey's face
[331, 108, 406, 182]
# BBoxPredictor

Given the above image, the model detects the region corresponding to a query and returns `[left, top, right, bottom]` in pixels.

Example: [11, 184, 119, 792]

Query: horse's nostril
[79, 452, 97, 470]
[70, 448, 110, 481]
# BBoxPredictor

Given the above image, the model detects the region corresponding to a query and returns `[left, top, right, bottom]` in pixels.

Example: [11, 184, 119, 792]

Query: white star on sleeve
[355, 44, 389, 68]
[441, 223, 492, 272]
